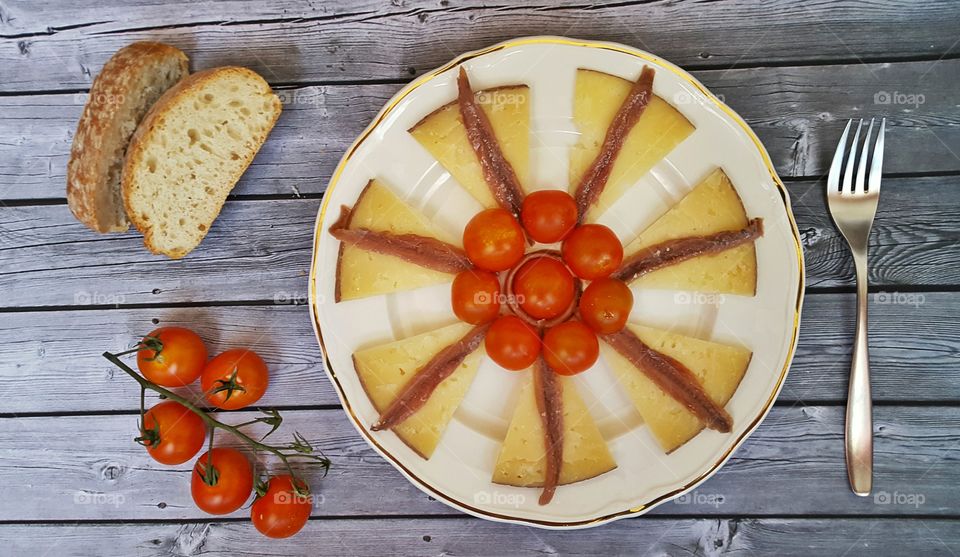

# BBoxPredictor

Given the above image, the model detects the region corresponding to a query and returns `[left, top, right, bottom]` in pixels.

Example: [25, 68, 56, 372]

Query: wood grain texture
[1, 176, 958, 308]
[2, 0, 959, 89]
[5, 517, 960, 557]
[0, 199, 319, 307]
[2, 59, 958, 201]
[2, 292, 959, 414]
[0, 406, 957, 521]
[791, 176, 960, 288]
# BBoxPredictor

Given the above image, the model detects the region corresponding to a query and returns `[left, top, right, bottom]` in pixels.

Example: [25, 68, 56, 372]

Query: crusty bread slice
[122, 66, 282, 258]
[67, 42, 189, 233]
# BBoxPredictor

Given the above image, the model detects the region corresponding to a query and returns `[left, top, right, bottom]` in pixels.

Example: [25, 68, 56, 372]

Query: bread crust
[122, 66, 283, 258]
[66, 42, 189, 233]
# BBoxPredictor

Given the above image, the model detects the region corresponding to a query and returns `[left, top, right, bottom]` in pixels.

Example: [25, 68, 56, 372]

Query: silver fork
[826, 118, 886, 496]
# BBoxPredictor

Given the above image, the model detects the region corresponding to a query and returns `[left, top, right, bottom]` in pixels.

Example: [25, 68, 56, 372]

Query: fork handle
[846, 253, 873, 496]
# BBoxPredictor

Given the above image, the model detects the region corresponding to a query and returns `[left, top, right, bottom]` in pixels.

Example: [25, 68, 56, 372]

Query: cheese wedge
[493, 375, 616, 488]
[601, 323, 751, 453]
[569, 69, 694, 221]
[353, 322, 483, 458]
[336, 179, 458, 302]
[410, 86, 530, 208]
[623, 168, 758, 295]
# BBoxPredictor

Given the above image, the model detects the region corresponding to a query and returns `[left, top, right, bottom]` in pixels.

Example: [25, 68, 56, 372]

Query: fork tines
[827, 118, 886, 196]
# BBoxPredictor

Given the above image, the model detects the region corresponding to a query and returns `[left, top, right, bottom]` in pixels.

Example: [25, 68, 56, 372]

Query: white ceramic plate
[309, 36, 804, 528]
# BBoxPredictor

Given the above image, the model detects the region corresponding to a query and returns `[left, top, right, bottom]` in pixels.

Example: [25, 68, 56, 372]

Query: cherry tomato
[201, 349, 269, 410]
[251, 475, 313, 538]
[139, 401, 206, 465]
[137, 327, 208, 387]
[191, 447, 254, 515]
[520, 190, 578, 244]
[463, 208, 525, 271]
[542, 321, 599, 376]
[451, 270, 501, 324]
[579, 278, 633, 334]
[561, 224, 623, 280]
[512, 256, 576, 320]
[485, 315, 541, 371]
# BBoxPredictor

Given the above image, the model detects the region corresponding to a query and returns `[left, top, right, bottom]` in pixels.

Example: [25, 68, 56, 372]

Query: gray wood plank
[1, 176, 958, 309]
[2, 59, 958, 201]
[0, 198, 319, 307]
[2, 292, 959, 414]
[0, 406, 957, 521]
[2, 0, 959, 90]
[5, 517, 960, 557]
[791, 177, 960, 289]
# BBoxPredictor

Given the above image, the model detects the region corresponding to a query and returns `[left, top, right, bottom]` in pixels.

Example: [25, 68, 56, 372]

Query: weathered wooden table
[1, 1, 959, 555]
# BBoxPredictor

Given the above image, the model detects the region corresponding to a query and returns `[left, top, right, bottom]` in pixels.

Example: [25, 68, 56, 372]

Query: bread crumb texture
[123, 66, 282, 258]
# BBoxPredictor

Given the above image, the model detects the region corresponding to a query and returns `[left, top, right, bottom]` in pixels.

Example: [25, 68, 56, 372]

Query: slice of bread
[122, 67, 282, 258]
[67, 42, 189, 233]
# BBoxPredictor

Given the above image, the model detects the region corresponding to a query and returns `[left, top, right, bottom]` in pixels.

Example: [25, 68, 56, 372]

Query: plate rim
[308, 35, 806, 529]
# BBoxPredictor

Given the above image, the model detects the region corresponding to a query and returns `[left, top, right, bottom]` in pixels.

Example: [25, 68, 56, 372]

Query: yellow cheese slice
[493, 374, 616, 487]
[601, 323, 751, 453]
[336, 179, 458, 302]
[353, 321, 483, 459]
[623, 168, 758, 295]
[409, 86, 530, 208]
[569, 69, 694, 221]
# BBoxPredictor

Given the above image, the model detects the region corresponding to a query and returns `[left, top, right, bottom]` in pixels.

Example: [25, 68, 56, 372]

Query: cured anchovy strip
[330, 205, 472, 274]
[573, 66, 655, 221]
[602, 328, 733, 432]
[457, 67, 525, 216]
[612, 219, 763, 283]
[371, 323, 490, 431]
[534, 357, 563, 506]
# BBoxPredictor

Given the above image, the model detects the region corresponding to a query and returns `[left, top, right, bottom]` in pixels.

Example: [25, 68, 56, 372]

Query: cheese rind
[493, 375, 616, 487]
[623, 168, 758, 295]
[336, 179, 458, 301]
[601, 323, 751, 452]
[569, 69, 694, 221]
[410, 86, 530, 208]
[353, 322, 482, 458]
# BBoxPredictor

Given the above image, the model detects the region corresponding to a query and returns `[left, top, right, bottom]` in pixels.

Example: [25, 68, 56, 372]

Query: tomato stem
[200, 429, 219, 486]
[113, 335, 163, 359]
[102, 351, 331, 484]
[134, 385, 161, 447]
[206, 366, 246, 403]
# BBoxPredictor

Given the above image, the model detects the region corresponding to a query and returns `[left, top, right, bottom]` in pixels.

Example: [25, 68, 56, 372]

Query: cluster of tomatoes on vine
[451, 190, 633, 374]
[110, 327, 324, 538]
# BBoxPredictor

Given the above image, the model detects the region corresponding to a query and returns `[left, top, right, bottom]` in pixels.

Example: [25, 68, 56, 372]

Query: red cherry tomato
[579, 278, 633, 334]
[463, 208, 525, 271]
[137, 327, 208, 387]
[485, 315, 541, 371]
[251, 475, 313, 539]
[201, 349, 269, 410]
[542, 321, 599, 376]
[520, 190, 578, 244]
[191, 447, 254, 515]
[139, 401, 206, 465]
[512, 256, 576, 320]
[561, 224, 623, 280]
[451, 270, 501, 324]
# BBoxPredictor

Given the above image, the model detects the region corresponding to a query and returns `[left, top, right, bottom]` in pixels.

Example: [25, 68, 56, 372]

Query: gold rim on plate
[308, 36, 805, 528]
